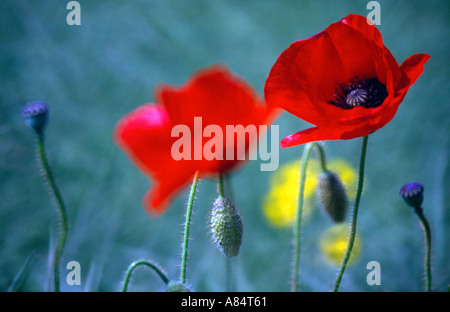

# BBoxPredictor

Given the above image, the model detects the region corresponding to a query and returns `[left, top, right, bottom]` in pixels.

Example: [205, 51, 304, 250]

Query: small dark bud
[399, 182, 424, 209]
[23, 101, 49, 135]
[317, 170, 348, 223]
[209, 197, 243, 257]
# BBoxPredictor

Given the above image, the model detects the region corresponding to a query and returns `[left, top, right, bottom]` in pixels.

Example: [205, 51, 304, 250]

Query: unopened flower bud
[166, 281, 191, 292]
[399, 182, 424, 209]
[209, 197, 243, 257]
[317, 170, 348, 223]
[23, 101, 49, 135]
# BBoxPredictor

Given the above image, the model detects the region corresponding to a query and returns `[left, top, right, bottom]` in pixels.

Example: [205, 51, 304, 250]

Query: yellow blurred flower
[263, 158, 358, 228]
[263, 159, 318, 227]
[319, 224, 362, 266]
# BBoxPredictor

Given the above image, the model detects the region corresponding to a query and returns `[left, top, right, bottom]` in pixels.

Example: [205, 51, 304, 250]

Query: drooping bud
[317, 170, 348, 223]
[22, 101, 49, 136]
[399, 182, 424, 209]
[209, 196, 243, 257]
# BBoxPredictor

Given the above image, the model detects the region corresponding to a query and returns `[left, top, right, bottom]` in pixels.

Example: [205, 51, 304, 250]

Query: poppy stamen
[328, 77, 388, 109]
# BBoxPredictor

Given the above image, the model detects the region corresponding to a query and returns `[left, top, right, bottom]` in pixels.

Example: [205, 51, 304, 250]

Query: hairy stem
[122, 260, 169, 292]
[292, 142, 326, 291]
[36, 135, 68, 292]
[415, 207, 432, 291]
[180, 170, 200, 284]
[333, 135, 369, 292]
[218, 173, 225, 198]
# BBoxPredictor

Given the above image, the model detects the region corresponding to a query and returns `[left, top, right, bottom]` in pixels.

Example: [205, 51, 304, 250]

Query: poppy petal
[340, 14, 401, 80]
[114, 104, 173, 176]
[144, 173, 196, 216]
[339, 14, 404, 86]
[340, 14, 383, 48]
[280, 126, 344, 148]
[156, 65, 273, 174]
[397, 54, 431, 92]
[114, 104, 197, 214]
[264, 37, 338, 126]
[157, 65, 267, 128]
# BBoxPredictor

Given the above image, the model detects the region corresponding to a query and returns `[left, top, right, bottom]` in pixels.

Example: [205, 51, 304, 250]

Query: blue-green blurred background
[1, 0, 448, 292]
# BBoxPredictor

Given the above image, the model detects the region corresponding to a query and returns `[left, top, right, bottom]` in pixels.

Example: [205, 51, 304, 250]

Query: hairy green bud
[209, 197, 243, 257]
[317, 170, 348, 223]
[166, 281, 191, 292]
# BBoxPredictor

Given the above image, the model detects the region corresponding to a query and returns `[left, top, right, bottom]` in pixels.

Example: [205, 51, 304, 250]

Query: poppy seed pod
[399, 182, 424, 209]
[317, 170, 348, 223]
[23, 101, 49, 136]
[209, 196, 243, 257]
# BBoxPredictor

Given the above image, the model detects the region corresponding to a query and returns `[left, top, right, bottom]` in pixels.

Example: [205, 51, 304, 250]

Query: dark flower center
[328, 77, 388, 109]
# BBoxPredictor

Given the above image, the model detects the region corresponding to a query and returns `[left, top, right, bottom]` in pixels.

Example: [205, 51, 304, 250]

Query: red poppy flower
[114, 65, 277, 215]
[264, 14, 430, 148]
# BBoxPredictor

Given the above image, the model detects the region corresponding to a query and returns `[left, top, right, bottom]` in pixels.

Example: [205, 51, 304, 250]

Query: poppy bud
[23, 101, 49, 136]
[317, 170, 348, 223]
[399, 182, 424, 209]
[209, 197, 243, 257]
[166, 281, 191, 292]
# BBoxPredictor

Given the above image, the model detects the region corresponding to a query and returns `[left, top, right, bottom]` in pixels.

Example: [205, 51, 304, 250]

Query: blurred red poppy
[264, 14, 430, 148]
[115, 65, 277, 215]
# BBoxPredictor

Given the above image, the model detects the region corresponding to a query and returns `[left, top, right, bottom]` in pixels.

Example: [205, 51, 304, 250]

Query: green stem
[314, 143, 328, 173]
[292, 142, 314, 291]
[333, 135, 369, 292]
[36, 135, 68, 292]
[226, 256, 234, 292]
[218, 173, 225, 198]
[180, 170, 200, 284]
[122, 260, 169, 292]
[414, 207, 432, 292]
[292, 142, 327, 291]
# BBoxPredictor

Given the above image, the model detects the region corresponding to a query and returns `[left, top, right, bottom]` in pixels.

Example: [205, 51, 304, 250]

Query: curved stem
[414, 207, 432, 291]
[314, 143, 328, 173]
[292, 142, 327, 291]
[122, 260, 169, 292]
[180, 170, 200, 284]
[292, 143, 312, 291]
[333, 135, 369, 292]
[36, 135, 68, 292]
